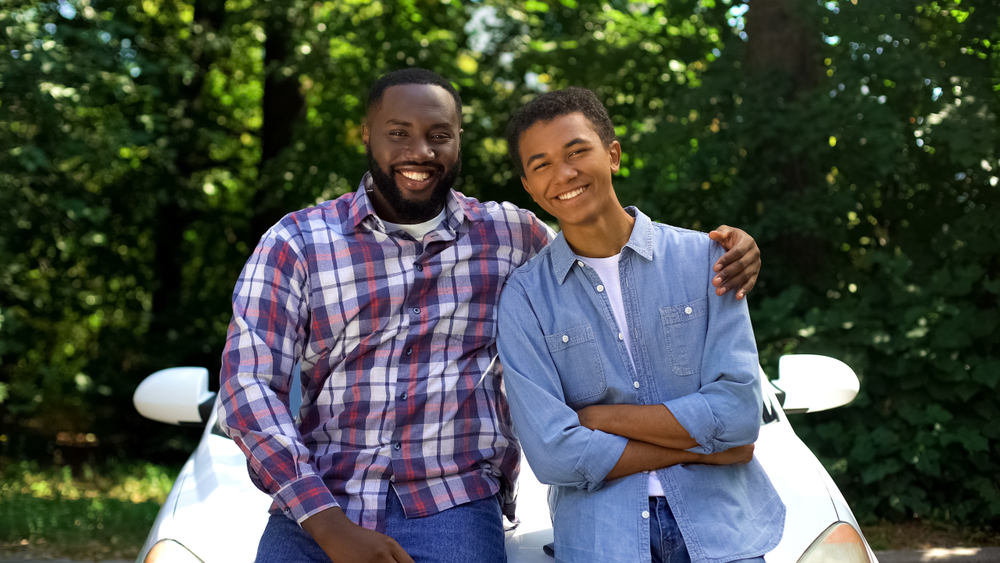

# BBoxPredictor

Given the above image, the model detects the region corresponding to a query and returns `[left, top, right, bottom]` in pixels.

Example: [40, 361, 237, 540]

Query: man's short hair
[505, 87, 616, 177]
[366, 67, 462, 117]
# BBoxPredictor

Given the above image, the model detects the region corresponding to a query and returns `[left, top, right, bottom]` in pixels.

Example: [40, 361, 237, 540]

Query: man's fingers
[736, 277, 757, 301]
[715, 252, 760, 298]
[708, 225, 734, 242]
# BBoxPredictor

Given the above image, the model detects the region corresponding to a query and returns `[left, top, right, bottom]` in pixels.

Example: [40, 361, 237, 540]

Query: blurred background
[1, 0, 998, 557]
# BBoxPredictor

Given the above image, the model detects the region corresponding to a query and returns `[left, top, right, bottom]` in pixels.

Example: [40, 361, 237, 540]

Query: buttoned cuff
[664, 393, 722, 454]
[273, 474, 339, 525]
[573, 430, 628, 491]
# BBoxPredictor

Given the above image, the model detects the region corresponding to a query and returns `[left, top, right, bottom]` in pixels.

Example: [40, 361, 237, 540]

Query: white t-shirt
[381, 209, 447, 241]
[577, 253, 665, 497]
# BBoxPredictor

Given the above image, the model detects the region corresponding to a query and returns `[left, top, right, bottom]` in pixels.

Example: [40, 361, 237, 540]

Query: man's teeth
[400, 170, 431, 181]
[557, 187, 586, 200]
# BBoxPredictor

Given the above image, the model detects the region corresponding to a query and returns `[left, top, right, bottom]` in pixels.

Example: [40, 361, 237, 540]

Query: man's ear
[608, 140, 622, 174]
[362, 123, 370, 145]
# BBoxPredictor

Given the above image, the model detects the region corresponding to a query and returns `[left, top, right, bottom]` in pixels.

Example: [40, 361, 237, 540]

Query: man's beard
[365, 147, 462, 224]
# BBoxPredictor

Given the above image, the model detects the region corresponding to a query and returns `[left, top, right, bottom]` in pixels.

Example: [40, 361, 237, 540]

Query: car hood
[153, 433, 271, 562]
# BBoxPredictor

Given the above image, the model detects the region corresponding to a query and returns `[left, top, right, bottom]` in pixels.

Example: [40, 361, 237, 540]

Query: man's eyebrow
[525, 138, 590, 168]
[385, 119, 456, 131]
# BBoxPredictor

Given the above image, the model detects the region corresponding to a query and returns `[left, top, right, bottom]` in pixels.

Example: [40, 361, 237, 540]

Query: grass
[0, 458, 179, 562]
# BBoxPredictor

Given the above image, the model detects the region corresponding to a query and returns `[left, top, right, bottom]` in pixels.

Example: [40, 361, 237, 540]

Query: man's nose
[404, 138, 435, 162]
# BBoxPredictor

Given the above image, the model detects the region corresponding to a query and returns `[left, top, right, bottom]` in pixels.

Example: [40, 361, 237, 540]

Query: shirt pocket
[543, 324, 607, 405]
[659, 297, 708, 376]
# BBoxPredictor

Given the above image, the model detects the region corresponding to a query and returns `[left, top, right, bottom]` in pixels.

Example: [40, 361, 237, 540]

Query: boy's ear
[521, 175, 530, 193]
[609, 140, 622, 174]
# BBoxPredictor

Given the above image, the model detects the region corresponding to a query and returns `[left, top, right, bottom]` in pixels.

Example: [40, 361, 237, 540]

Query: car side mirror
[133, 367, 217, 426]
[772, 354, 859, 414]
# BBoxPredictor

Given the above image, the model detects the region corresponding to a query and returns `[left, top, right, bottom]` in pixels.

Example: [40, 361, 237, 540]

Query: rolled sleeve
[498, 280, 628, 491]
[663, 392, 722, 455]
[274, 474, 339, 524]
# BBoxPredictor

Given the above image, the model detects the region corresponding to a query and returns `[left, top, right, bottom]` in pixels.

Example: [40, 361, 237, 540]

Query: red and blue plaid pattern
[218, 175, 553, 531]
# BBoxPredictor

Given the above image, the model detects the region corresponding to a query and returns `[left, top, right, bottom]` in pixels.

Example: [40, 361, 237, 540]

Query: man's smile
[399, 170, 432, 181]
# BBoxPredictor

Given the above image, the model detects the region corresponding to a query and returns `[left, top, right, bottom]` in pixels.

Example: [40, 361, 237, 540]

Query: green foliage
[0, 458, 178, 558]
[1, 0, 997, 529]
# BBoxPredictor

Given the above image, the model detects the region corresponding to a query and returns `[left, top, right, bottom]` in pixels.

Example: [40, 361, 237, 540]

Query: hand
[708, 226, 760, 300]
[697, 444, 755, 465]
[302, 507, 414, 563]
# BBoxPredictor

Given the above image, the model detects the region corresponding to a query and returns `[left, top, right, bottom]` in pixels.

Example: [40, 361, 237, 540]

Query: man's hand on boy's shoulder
[708, 226, 761, 301]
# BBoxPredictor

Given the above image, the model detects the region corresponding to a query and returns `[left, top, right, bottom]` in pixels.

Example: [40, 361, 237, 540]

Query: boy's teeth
[400, 170, 431, 181]
[557, 187, 586, 200]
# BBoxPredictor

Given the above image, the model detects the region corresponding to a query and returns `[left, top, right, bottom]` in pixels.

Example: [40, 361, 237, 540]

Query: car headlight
[143, 539, 205, 563]
[798, 522, 871, 563]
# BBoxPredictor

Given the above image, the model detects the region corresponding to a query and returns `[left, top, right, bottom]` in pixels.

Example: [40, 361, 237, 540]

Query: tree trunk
[250, 10, 305, 245]
[745, 0, 827, 281]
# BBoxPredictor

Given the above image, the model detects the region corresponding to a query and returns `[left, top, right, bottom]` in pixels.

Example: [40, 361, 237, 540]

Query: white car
[133, 354, 879, 563]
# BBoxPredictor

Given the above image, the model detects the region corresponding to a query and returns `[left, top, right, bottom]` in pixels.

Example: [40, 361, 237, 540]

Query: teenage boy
[497, 87, 784, 563]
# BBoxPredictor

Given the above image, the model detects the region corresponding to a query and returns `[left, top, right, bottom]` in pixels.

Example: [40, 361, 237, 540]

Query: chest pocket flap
[660, 297, 709, 377]
[543, 324, 606, 405]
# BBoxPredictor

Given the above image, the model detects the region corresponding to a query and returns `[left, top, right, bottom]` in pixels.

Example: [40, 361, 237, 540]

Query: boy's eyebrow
[525, 138, 590, 168]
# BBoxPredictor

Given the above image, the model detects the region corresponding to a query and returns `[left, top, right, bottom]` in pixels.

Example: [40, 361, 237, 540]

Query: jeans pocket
[544, 324, 606, 404]
[659, 298, 708, 376]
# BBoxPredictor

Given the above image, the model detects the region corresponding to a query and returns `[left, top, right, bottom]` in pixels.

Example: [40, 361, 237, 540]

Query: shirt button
[562, 335, 569, 343]
[577, 260, 585, 268]
[411, 307, 420, 314]
[685, 306, 693, 315]
[642, 470, 649, 474]
[596, 285, 605, 293]
[642, 510, 650, 519]
[633, 381, 640, 389]
[618, 332, 624, 341]
[406, 348, 413, 356]
[393, 442, 401, 451]
[415, 264, 423, 271]
[400, 392, 408, 400]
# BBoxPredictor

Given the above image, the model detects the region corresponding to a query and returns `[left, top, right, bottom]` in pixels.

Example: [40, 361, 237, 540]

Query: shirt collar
[343, 172, 484, 234]
[550, 206, 655, 284]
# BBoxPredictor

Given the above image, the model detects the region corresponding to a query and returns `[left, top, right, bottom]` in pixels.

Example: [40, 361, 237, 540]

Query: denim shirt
[497, 209, 785, 563]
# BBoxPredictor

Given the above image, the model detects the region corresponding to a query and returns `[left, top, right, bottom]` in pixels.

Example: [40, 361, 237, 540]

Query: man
[496, 87, 784, 563]
[218, 68, 762, 563]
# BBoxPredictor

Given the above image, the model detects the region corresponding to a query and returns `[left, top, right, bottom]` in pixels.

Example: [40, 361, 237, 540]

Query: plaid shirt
[218, 175, 553, 531]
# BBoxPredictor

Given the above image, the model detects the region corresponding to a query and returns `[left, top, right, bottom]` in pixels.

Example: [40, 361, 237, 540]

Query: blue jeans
[649, 497, 766, 563]
[255, 488, 506, 563]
